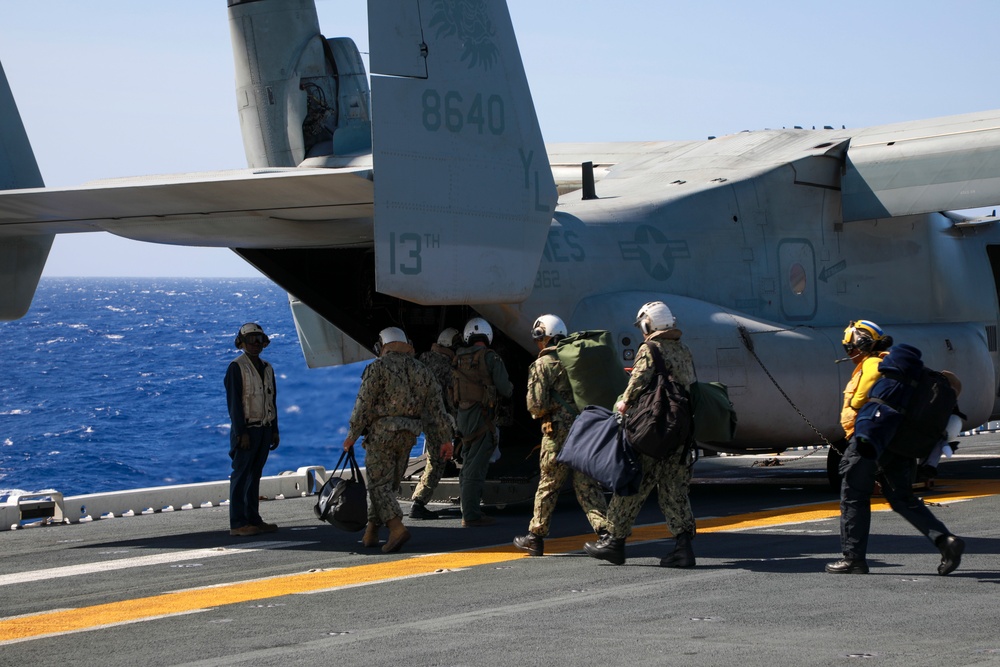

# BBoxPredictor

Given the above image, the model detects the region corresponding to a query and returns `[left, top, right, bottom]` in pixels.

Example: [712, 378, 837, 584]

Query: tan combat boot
[381, 517, 411, 554]
[362, 521, 380, 548]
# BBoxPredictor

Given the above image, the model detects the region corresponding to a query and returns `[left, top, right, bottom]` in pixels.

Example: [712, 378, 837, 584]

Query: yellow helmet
[842, 320, 885, 354]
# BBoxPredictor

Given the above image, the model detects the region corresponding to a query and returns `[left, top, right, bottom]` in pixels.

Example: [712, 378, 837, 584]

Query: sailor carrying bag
[622, 343, 694, 460]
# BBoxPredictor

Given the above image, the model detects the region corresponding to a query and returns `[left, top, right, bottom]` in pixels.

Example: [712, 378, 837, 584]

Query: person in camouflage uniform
[342, 327, 453, 553]
[585, 301, 698, 568]
[409, 327, 461, 519]
[513, 315, 608, 556]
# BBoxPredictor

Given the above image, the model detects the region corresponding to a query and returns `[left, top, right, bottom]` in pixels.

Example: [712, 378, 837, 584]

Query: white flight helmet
[436, 327, 461, 349]
[463, 317, 493, 344]
[634, 301, 676, 336]
[374, 326, 408, 355]
[531, 314, 568, 342]
[235, 322, 269, 349]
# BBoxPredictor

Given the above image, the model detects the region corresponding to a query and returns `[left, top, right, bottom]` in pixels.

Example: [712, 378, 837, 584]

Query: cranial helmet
[436, 327, 461, 349]
[634, 301, 675, 336]
[842, 319, 887, 355]
[531, 314, 568, 343]
[463, 317, 493, 344]
[374, 326, 408, 355]
[235, 322, 269, 349]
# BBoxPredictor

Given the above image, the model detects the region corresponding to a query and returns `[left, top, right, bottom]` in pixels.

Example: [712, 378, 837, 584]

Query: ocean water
[0, 278, 391, 498]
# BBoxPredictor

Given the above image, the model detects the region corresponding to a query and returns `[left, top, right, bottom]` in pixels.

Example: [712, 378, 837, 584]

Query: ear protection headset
[235, 323, 269, 349]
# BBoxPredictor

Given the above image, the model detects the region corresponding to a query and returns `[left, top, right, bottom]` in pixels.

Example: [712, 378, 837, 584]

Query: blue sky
[1, 0, 998, 277]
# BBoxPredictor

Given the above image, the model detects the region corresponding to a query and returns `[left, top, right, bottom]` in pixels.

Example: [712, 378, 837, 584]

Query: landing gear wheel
[826, 439, 847, 492]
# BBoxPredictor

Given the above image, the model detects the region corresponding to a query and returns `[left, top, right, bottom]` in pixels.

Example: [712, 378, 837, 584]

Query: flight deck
[2, 437, 999, 666]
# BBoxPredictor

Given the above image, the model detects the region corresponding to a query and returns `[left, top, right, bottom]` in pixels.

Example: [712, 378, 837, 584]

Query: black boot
[937, 535, 965, 576]
[824, 558, 869, 574]
[409, 500, 437, 520]
[584, 533, 625, 565]
[513, 532, 544, 556]
[659, 531, 696, 568]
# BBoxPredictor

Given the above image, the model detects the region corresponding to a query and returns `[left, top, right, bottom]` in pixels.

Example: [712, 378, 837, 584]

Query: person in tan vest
[224, 323, 280, 537]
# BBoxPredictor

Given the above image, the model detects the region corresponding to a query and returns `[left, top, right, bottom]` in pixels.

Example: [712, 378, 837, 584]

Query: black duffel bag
[314, 449, 368, 531]
[556, 405, 642, 495]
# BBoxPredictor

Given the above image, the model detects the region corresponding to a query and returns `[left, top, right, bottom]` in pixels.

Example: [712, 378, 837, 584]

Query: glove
[238, 433, 251, 450]
[269, 432, 280, 451]
[439, 441, 454, 462]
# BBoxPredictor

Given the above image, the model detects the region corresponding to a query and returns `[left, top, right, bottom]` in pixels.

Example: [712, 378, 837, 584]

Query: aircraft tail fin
[368, 0, 557, 305]
[0, 61, 53, 320]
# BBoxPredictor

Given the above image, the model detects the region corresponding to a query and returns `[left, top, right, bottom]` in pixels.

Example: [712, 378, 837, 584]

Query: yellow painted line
[626, 477, 1000, 542]
[0, 549, 523, 645]
[3, 478, 999, 645]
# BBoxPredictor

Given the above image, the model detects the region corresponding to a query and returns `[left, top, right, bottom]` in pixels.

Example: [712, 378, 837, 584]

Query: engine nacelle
[228, 0, 371, 168]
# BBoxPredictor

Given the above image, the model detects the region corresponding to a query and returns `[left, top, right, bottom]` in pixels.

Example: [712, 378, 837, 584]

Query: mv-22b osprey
[2, 0, 1000, 491]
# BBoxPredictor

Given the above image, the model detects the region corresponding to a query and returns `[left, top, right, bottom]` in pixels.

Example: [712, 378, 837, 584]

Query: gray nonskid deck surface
[2, 437, 999, 667]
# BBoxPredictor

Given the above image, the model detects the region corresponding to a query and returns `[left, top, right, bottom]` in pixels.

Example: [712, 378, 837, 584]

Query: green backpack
[555, 330, 628, 412]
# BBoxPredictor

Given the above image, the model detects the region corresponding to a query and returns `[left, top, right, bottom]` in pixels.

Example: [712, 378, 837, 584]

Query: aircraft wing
[545, 141, 698, 195]
[843, 110, 1000, 221]
[0, 166, 375, 248]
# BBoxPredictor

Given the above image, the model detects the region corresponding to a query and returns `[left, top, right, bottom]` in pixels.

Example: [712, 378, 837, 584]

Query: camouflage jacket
[418, 345, 457, 416]
[622, 330, 696, 406]
[526, 347, 577, 448]
[346, 351, 450, 445]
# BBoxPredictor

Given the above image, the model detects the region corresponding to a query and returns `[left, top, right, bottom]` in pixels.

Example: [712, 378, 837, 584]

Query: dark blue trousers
[229, 425, 272, 529]
[839, 439, 949, 560]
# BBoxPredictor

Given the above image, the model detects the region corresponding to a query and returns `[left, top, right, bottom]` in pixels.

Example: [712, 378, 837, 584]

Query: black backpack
[882, 368, 957, 459]
[623, 343, 693, 460]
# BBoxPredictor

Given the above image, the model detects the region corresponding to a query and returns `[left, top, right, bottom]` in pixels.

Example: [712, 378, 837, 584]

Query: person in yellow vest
[224, 323, 279, 537]
[838, 320, 891, 445]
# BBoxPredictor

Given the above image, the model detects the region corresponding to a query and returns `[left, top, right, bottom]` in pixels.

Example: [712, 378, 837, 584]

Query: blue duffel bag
[556, 405, 642, 496]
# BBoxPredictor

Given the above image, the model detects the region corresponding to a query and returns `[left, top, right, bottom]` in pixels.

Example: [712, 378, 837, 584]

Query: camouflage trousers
[529, 448, 608, 537]
[363, 429, 415, 525]
[606, 451, 695, 539]
[411, 440, 446, 505]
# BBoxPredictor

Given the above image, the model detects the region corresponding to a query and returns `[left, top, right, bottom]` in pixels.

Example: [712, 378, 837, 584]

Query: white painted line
[0, 541, 317, 587]
[295, 568, 457, 595]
